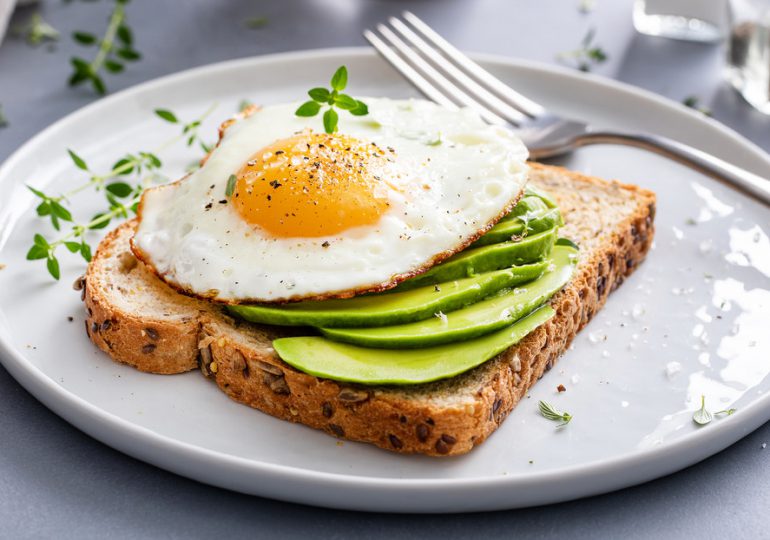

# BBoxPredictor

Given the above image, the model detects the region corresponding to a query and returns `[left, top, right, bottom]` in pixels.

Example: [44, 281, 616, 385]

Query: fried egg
[131, 98, 528, 303]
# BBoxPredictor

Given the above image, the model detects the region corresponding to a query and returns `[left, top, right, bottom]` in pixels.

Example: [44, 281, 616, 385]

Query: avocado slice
[500, 194, 550, 221]
[321, 245, 577, 348]
[394, 228, 556, 291]
[227, 261, 548, 328]
[272, 305, 555, 385]
[474, 207, 562, 247]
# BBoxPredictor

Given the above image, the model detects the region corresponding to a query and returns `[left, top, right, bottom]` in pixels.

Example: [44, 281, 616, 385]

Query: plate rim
[1, 47, 769, 511]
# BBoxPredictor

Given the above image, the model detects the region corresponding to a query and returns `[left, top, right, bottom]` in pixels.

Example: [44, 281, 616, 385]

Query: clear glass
[633, 0, 730, 42]
[728, 0, 770, 114]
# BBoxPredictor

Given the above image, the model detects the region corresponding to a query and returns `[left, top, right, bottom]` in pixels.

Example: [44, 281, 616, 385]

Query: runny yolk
[232, 132, 392, 237]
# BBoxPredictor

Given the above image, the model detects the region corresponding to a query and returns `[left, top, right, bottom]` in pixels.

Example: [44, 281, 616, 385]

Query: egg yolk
[232, 132, 393, 237]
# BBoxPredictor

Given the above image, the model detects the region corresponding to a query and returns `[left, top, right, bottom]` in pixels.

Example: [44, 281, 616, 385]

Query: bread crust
[83, 163, 656, 454]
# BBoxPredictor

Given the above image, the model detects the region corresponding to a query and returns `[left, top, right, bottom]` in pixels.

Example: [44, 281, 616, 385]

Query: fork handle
[574, 130, 770, 205]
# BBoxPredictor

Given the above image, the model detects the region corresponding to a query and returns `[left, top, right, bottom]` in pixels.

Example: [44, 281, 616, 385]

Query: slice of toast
[83, 163, 655, 456]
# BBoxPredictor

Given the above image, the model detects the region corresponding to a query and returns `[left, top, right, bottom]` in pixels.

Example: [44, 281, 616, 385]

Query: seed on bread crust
[338, 388, 369, 403]
[142, 344, 156, 354]
[254, 360, 283, 376]
[322, 402, 334, 418]
[388, 434, 404, 449]
[144, 327, 159, 340]
[416, 424, 430, 443]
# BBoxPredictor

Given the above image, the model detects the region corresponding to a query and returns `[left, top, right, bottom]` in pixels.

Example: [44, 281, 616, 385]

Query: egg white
[132, 98, 529, 303]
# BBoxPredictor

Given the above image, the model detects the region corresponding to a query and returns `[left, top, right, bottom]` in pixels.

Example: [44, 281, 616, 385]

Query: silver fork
[364, 12, 770, 205]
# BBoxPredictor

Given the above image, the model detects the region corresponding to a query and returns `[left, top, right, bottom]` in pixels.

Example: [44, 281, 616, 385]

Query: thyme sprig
[538, 400, 573, 427]
[27, 105, 216, 280]
[557, 28, 608, 72]
[295, 66, 369, 133]
[69, 0, 141, 95]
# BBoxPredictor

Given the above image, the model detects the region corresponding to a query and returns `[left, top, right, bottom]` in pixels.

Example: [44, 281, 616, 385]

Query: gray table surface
[1, 0, 769, 538]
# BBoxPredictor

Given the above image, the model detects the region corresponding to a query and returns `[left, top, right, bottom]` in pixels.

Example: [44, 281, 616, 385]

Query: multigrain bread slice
[83, 163, 655, 456]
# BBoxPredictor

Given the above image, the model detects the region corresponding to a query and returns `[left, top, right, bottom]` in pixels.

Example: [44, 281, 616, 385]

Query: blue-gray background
[0, 0, 768, 538]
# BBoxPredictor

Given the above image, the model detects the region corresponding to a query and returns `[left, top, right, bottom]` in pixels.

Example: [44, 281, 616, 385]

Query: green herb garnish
[69, 0, 141, 95]
[15, 12, 60, 46]
[225, 175, 237, 198]
[295, 66, 368, 133]
[245, 17, 269, 29]
[238, 100, 255, 113]
[683, 96, 712, 116]
[538, 400, 573, 427]
[27, 105, 216, 280]
[557, 28, 608, 72]
[692, 395, 713, 425]
[154, 108, 214, 154]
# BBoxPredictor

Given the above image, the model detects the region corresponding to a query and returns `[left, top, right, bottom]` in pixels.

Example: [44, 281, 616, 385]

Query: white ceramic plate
[1, 49, 769, 513]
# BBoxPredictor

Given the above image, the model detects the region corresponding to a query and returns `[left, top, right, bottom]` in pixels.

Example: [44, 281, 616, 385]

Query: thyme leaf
[538, 400, 573, 427]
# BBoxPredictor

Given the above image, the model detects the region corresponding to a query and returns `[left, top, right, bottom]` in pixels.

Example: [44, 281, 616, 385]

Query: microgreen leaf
[68, 149, 89, 171]
[106, 182, 133, 197]
[26, 244, 48, 260]
[36, 202, 51, 216]
[89, 213, 111, 230]
[91, 75, 106, 95]
[323, 108, 338, 133]
[46, 255, 60, 280]
[538, 400, 573, 427]
[350, 100, 369, 116]
[330, 66, 348, 91]
[112, 157, 134, 175]
[116, 48, 141, 61]
[104, 60, 124, 73]
[73, 31, 97, 46]
[49, 200, 73, 222]
[692, 395, 713, 426]
[34, 234, 49, 248]
[154, 109, 178, 123]
[308, 87, 331, 102]
[295, 100, 321, 117]
[225, 175, 237, 198]
[80, 242, 92, 262]
[64, 241, 81, 253]
[334, 93, 358, 110]
[117, 25, 132, 46]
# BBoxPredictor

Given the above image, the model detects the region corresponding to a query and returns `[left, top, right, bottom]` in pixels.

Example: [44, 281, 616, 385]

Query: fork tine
[388, 17, 527, 126]
[374, 24, 509, 126]
[402, 11, 547, 118]
[363, 30, 459, 110]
